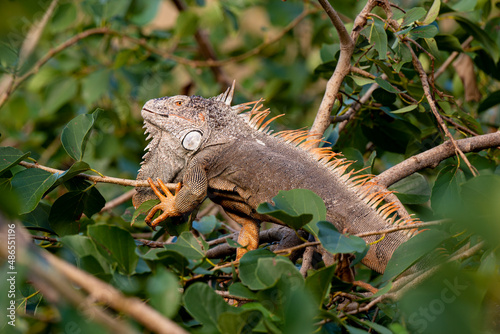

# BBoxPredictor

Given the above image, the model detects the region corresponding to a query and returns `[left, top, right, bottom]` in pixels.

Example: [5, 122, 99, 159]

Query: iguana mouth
[143, 107, 197, 123]
[142, 107, 168, 117]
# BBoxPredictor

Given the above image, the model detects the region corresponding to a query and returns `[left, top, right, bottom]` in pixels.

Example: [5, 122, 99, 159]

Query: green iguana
[133, 84, 417, 273]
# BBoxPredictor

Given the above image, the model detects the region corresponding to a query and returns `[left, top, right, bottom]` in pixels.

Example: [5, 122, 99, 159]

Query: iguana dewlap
[133, 85, 416, 273]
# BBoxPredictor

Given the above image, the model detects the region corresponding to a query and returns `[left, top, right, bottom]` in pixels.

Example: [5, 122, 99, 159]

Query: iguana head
[133, 83, 239, 208]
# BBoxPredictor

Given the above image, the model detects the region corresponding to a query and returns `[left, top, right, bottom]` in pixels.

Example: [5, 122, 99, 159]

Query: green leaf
[57, 161, 91, 183]
[0, 146, 30, 174]
[423, 37, 440, 59]
[401, 7, 426, 26]
[375, 77, 399, 93]
[228, 282, 258, 300]
[393, 40, 412, 72]
[305, 265, 337, 308]
[431, 165, 466, 215]
[347, 315, 393, 334]
[371, 18, 388, 60]
[49, 191, 87, 236]
[131, 199, 159, 225]
[163, 231, 206, 260]
[146, 267, 181, 318]
[61, 234, 111, 274]
[48, 184, 104, 236]
[192, 215, 218, 235]
[50, 3, 78, 33]
[155, 249, 191, 275]
[409, 25, 439, 39]
[81, 70, 109, 105]
[382, 229, 449, 281]
[434, 34, 463, 52]
[87, 224, 139, 275]
[345, 325, 371, 333]
[390, 173, 431, 204]
[127, 0, 161, 26]
[83, 186, 105, 217]
[61, 109, 101, 161]
[317, 221, 367, 254]
[257, 189, 326, 232]
[43, 77, 78, 115]
[238, 249, 276, 290]
[183, 282, 233, 331]
[478, 90, 500, 113]
[20, 202, 54, 233]
[421, 0, 441, 25]
[450, 0, 478, 12]
[350, 75, 375, 86]
[175, 10, 198, 38]
[457, 175, 500, 246]
[452, 15, 499, 62]
[11, 168, 58, 214]
[254, 256, 304, 289]
[390, 104, 418, 114]
[218, 310, 262, 334]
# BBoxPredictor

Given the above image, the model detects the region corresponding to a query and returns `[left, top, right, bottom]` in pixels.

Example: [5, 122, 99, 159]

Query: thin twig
[101, 189, 135, 212]
[18, 161, 175, 189]
[355, 220, 446, 238]
[435, 36, 474, 79]
[404, 40, 478, 176]
[214, 290, 253, 302]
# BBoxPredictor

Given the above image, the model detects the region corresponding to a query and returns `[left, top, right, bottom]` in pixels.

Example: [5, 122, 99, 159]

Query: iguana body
[133, 85, 415, 273]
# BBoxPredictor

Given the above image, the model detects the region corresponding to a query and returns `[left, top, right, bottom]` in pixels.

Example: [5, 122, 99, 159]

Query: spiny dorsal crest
[217, 84, 419, 237]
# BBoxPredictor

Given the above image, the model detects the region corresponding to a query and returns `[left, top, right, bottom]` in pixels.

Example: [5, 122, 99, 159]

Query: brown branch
[18, 161, 176, 190]
[1, 9, 316, 108]
[373, 132, 500, 187]
[442, 114, 479, 136]
[309, 0, 357, 143]
[32, 235, 59, 243]
[299, 246, 317, 277]
[0, 27, 111, 108]
[405, 40, 478, 176]
[101, 189, 135, 212]
[344, 295, 384, 315]
[1, 218, 188, 334]
[214, 290, 253, 302]
[337, 74, 383, 131]
[136, 239, 168, 248]
[435, 36, 474, 79]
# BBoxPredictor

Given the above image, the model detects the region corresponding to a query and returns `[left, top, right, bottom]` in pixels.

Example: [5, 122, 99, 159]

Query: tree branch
[18, 161, 176, 189]
[373, 132, 500, 187]
[404, 39, 478, 176]
[0, 218, 188, 334]
[309, 0, 357, 143]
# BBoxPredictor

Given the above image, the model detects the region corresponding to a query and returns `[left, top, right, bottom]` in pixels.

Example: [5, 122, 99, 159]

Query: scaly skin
[133, 86, 414, 273]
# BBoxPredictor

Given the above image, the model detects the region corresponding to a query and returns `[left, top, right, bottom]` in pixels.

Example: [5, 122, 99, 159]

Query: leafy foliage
[0, 0, 499, 333]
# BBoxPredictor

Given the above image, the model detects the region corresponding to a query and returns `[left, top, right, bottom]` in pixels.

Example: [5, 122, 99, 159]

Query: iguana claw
[145, 177, 182, 229]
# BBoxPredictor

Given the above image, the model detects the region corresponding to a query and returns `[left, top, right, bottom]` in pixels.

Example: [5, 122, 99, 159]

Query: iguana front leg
[145, 162, 208, 229]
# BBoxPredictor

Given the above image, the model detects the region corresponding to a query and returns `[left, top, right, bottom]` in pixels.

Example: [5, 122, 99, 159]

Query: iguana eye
[175, 101, 183, 106]
[182, 131, 202, 150]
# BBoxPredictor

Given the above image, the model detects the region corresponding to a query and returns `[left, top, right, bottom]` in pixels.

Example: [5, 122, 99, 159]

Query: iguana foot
[145, 177, 182, 230]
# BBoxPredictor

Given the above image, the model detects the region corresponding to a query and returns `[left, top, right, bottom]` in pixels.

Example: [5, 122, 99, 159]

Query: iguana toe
[144, 178, 183, 229]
